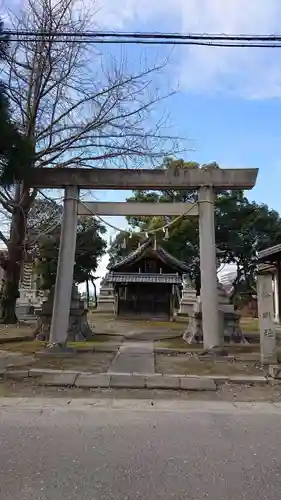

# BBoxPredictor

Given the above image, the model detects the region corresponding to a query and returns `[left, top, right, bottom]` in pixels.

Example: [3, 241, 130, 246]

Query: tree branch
[0, 230, 8, 246]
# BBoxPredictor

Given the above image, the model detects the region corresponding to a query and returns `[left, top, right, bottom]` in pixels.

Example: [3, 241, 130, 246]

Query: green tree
[36, 217, 107, 292]
[215, 191, 281, 295]
[0, 20, 34, 323]
[108, 231, 147, 269]
[0, 20, 32, 188]
[108, 159, 281, 297]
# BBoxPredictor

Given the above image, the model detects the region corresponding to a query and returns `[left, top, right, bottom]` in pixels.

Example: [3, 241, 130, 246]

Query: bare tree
[0, 0, 178, 322]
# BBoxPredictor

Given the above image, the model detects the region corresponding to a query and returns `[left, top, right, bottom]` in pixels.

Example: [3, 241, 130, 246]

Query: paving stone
[227, 375, 268, 385]
[108, 353, 155, 374]
[38, 372, 78, 386]
[202, 374, 228, 382]
[120, 342, 154, 354]
[180, 376, 217, 391]
[4, 370, 29, 380]
[110, 374, 146, 388]
[108, 341, 155, 374]
[29, 368, 64, 377]
[75, 373, 110, 388]
[145, 374, 180, 389]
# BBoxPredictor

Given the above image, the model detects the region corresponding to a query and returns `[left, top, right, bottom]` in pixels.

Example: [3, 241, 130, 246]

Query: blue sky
[89, 0, 281, 212]
[87, 0, 281, 286]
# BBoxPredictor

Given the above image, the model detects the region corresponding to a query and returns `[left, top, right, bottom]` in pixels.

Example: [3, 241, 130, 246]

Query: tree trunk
[86, 279, 90, 309]
[92, 280, 97, 309]
[0, 184, 30, 324]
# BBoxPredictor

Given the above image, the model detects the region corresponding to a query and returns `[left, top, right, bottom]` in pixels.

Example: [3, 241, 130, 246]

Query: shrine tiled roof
[109, 238, 190, 273]
[257, 243, 281, 262]
[107, 272, 182, 284]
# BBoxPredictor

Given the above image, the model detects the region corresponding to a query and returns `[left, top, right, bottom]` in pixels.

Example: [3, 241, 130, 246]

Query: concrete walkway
[108, 341, 155, 374]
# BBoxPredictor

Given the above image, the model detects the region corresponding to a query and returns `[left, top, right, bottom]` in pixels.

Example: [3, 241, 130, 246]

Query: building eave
[107, 272, 182, 284]
[257, 244, 281, 262]
[109, 238, 189, 274]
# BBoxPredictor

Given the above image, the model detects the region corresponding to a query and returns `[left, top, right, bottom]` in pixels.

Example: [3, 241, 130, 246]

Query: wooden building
[107, 239, 190, 319]
[257, 244, 281, 323]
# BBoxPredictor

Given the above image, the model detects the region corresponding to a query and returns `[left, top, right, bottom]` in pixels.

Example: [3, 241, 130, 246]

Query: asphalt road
[1, 398, 281, 499]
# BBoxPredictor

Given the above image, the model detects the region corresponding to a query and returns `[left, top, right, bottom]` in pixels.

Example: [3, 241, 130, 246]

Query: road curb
[0, 368, 272, 390]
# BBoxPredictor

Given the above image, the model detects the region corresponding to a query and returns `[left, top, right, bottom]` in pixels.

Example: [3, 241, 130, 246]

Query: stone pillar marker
[179, 274, 197, 317]
[273, 272, 280, 323]
[198, 186, 221, 350]
[257, 271, 277, 365]
[49, 186, 79, 346]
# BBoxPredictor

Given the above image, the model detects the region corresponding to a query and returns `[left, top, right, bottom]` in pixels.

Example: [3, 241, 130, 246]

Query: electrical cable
[6, 38, 281, 48]
[4, 29, 281, 41]
[4, 29, 281, 48]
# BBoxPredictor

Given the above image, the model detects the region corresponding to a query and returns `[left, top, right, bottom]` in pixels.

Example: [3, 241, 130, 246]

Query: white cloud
[95, 0, 281, 99]
[93, 0, 173, 29]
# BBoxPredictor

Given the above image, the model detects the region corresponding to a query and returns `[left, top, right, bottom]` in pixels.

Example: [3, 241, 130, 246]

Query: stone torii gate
[29, 166, 258, 350]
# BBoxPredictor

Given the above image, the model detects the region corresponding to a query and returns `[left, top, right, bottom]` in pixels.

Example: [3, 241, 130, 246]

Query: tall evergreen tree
[0, 20, 33, 323]
[0, 20, 32, 187]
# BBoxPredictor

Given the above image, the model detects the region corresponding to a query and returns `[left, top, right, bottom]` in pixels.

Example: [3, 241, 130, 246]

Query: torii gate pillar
[49, 186, 79, 346]
[198, 186, 220, 349]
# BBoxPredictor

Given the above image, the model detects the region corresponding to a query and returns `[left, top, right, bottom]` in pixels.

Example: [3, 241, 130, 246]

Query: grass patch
[1, 335, 121, 354]
[0, 340, 44, 353]
[155, 354, 265, 376]
[0, 324, 34, 340]
[155, 338, 198, 350]
[89, 311, 187, 329]
[93, 334, 123, 342]
[68, 341, 100, 349]
[154, 339, 261, 353]
[69, 335, 121, 349]
[240, 318, 259, 333]
[18, 352, 115, 373]
[138, 321, 185, 330]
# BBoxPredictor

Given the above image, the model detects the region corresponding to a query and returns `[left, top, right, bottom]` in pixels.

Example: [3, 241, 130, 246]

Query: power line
[4, 29, 281, 48]
[4, 29, 281, 41]
[7, 38, 281, 48]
